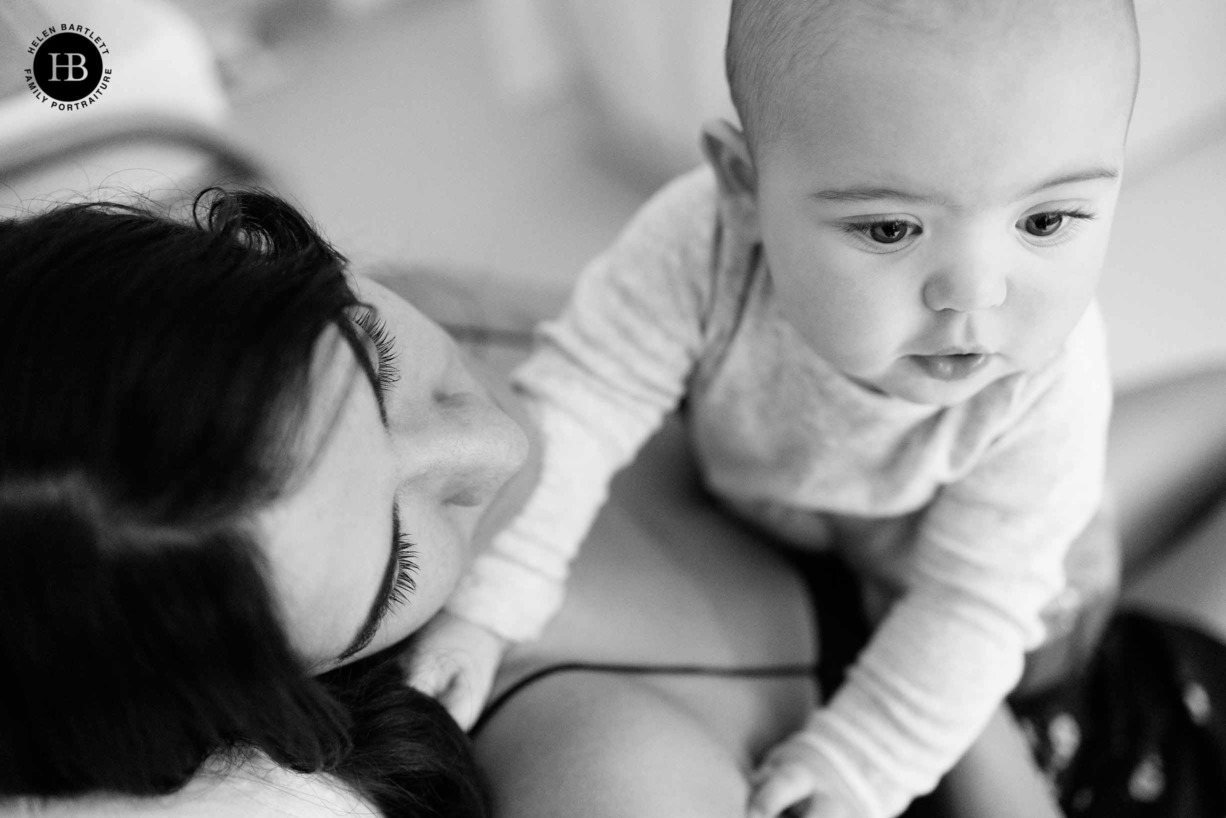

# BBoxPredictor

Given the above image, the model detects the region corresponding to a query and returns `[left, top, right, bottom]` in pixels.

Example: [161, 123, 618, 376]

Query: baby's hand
[402, 612, 509, 730]
[748, 732, 852, 818]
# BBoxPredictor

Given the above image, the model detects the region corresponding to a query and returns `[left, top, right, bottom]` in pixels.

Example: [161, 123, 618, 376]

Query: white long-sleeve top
[447, 166, 1112, 818]
[1, 753, 372, 817]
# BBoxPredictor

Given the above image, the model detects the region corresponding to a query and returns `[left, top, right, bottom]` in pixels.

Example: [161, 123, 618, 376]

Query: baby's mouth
[907, 352, 991, 381]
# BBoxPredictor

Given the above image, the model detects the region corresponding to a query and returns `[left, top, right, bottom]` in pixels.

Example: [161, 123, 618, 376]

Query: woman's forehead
[255, 330, 396, 666]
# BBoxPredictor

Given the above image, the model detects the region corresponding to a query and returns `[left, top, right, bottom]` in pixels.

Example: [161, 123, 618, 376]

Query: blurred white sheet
[0, 0, 230, 209]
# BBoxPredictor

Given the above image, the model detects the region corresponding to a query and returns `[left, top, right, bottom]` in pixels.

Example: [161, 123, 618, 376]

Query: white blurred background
[2, 0, 1224, 387]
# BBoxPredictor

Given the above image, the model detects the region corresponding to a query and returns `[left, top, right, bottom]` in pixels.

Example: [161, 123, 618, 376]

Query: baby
[412, 1, 1139, 815]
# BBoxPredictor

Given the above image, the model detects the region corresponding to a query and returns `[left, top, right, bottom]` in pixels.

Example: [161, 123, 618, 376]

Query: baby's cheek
[1027, 290, 1095, 361]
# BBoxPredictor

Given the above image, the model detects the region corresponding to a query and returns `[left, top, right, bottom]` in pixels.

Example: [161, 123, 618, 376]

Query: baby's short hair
[725, 0, 1138, 156]
[725, 0, 840, 154]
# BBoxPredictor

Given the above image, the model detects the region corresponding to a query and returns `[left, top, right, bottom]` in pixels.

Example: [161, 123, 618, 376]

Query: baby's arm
[409, 170, 722, 719]
[404, 612, 511, 729]
[751, 308, 1113, 818]
[752, 706, 1065, 818]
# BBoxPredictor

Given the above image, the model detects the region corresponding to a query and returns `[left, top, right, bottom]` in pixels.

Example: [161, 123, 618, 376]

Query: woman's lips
[908, 352, 991, 381]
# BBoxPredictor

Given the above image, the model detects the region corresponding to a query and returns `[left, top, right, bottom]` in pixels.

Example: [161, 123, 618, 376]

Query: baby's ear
[701, 119, 761, 239]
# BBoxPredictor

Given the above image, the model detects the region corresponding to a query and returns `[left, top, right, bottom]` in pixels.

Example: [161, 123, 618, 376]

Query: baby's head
[706, 0, 1138, 405]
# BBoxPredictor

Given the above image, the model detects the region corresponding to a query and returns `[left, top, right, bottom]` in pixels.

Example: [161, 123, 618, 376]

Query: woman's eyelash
[372, 532, 418, 628]
[354, 310, 401, 394]
[387, 533, 418, 609]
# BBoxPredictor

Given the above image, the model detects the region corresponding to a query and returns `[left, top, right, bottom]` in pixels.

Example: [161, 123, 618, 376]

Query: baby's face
[751, 2, 1135, 405]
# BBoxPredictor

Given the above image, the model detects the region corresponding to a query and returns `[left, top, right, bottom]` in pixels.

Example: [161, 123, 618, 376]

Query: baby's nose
[922, 263, 1007, 313]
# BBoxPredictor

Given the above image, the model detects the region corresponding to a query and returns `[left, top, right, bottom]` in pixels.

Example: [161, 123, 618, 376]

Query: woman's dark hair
[0, 192, 486, 816]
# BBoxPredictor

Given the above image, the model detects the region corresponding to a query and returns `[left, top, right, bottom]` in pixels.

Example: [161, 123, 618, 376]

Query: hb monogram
[47, 53, 89, 82]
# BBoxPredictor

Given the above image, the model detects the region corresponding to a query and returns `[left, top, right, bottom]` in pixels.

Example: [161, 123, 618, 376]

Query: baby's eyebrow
[813, 165, 1119, 209]
[812, 186, 945, 206]
[1023, 166, 1120, 196]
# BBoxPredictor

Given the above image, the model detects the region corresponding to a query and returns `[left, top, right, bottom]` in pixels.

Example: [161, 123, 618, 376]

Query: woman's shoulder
[1, 752, 375, 818]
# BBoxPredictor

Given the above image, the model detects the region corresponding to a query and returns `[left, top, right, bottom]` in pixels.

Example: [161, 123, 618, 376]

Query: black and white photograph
[2, 1, 1225, 816]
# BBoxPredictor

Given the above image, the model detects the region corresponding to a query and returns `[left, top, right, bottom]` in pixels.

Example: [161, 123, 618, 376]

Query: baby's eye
[1022, 212, 1065, 237]
[843, 219, 921, 250]
[868, 221, 915, 244]
[1017, 208, 1095, 243]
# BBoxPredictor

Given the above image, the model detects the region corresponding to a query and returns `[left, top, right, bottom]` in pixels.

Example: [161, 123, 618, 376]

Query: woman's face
[256, 278, 531, 671]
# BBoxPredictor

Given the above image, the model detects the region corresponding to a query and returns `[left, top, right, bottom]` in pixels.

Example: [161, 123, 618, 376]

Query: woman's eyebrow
[336, 507, 402, 662]
[339, 319, 390, 427]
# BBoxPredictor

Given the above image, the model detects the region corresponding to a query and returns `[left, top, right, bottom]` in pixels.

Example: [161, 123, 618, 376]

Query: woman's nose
[390, 392, 525, 507]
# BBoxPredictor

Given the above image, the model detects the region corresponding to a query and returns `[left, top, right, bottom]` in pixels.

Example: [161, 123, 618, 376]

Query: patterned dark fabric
[1013, 611, 1226, 817]
[801, 555, 1226, 817]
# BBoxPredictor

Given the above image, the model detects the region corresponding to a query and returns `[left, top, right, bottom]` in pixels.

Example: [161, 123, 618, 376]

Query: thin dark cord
[472, 660, 819, 736]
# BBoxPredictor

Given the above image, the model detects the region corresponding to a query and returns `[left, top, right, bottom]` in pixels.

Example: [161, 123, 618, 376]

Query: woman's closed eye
[353, 308, 401, 398]
[336, 509, 419, 664]
[386, 529, 419, 613]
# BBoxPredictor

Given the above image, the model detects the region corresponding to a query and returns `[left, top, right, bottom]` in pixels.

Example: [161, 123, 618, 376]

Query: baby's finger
[439, 683, 481, 730]
[746, 761, 815, 818]
[405, 657, 456, 697]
